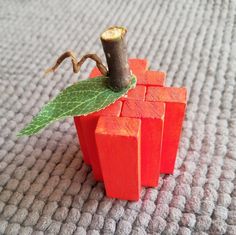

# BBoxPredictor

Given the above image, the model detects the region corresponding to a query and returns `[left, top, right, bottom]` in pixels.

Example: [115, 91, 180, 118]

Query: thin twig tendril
[45, 51, 108, 76]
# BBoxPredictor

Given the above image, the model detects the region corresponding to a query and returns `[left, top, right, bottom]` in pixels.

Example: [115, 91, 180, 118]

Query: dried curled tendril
[45, 51, 108, 76]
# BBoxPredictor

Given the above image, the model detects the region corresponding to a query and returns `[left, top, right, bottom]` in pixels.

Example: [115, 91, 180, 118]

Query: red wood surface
[146, 87, 187, 174]
[74, 58, 187, 200]
[119, 85, 146, 101]
[95, 116, 141, 201]
[129, 58, 149, 73]
[143, 70, 166, 86]
[74, 117, 91, 164]
[129, 59, 165, 86]
[121, 100, 165, 186]
[74, 101, 122, 180]
[89, 67, 102, 78]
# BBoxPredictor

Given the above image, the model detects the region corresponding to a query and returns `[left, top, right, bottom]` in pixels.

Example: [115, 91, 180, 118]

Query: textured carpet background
[0, 0, 236, 234]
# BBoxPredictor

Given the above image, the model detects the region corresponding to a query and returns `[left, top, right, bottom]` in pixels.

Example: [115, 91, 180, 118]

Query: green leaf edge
[17, 75, 137, 137]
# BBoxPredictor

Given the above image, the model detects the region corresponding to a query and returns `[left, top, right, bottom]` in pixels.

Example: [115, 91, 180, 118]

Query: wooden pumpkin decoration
[75, 59, 187, 201]
[19, 26, 187, 201]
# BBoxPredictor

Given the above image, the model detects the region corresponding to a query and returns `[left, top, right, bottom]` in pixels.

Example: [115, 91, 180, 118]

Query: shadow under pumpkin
[74, 59, 187, 201]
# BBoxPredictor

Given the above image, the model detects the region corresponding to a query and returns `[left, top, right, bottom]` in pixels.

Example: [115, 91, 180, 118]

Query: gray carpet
[0, 0, 236, 234]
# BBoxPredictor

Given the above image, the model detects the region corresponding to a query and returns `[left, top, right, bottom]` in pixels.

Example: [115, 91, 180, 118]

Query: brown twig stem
[100, 26, 131, 91]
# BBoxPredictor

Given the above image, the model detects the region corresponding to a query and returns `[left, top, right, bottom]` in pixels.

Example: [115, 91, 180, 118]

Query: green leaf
[18, 75, 136, 136]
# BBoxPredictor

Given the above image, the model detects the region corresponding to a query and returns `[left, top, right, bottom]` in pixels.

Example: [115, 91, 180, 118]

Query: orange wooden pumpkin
[74, 59, 187, 201]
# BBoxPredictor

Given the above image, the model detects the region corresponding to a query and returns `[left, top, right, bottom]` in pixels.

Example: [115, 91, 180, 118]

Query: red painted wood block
[89, 67, 102, 78]
[133, 70, 166, 86]
[74, 101, 122, 180]
[142, 70, 166, 86]
[146, 87, 187, 174]
[119, 85, 146, 101]
[121, 100, 165, 186]
[74, 58, 187, 200]
[74, 116, 91, 165]
[129, 58, 149, 73]
[128, 59, 165, 87]
[95, 116, 141, 201]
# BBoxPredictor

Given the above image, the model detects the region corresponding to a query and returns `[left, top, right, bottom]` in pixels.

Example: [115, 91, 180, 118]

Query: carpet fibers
[0, 0, 236, 234]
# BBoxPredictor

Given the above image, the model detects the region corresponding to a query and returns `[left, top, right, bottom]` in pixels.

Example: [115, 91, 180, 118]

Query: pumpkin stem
[100, 26, 131, 91]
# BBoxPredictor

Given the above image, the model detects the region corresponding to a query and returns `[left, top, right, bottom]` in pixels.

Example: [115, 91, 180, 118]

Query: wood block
[129, 58, 149, 73]
[74, 117, 91, 164]
[95, 116, 141, 201]
[89, 67, 102, 78]
[128, 59, 148, 87]
[119, 85, 146, 101]
[142, 70, 166, 86]
[75, 101, 122, 180]
[146, 87, 187, 174]
[121, 100, 165, 187]
[128, 59, 165, 86]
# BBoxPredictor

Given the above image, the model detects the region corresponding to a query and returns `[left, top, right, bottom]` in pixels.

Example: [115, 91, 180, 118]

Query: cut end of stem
[101, 26, 127, 41]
